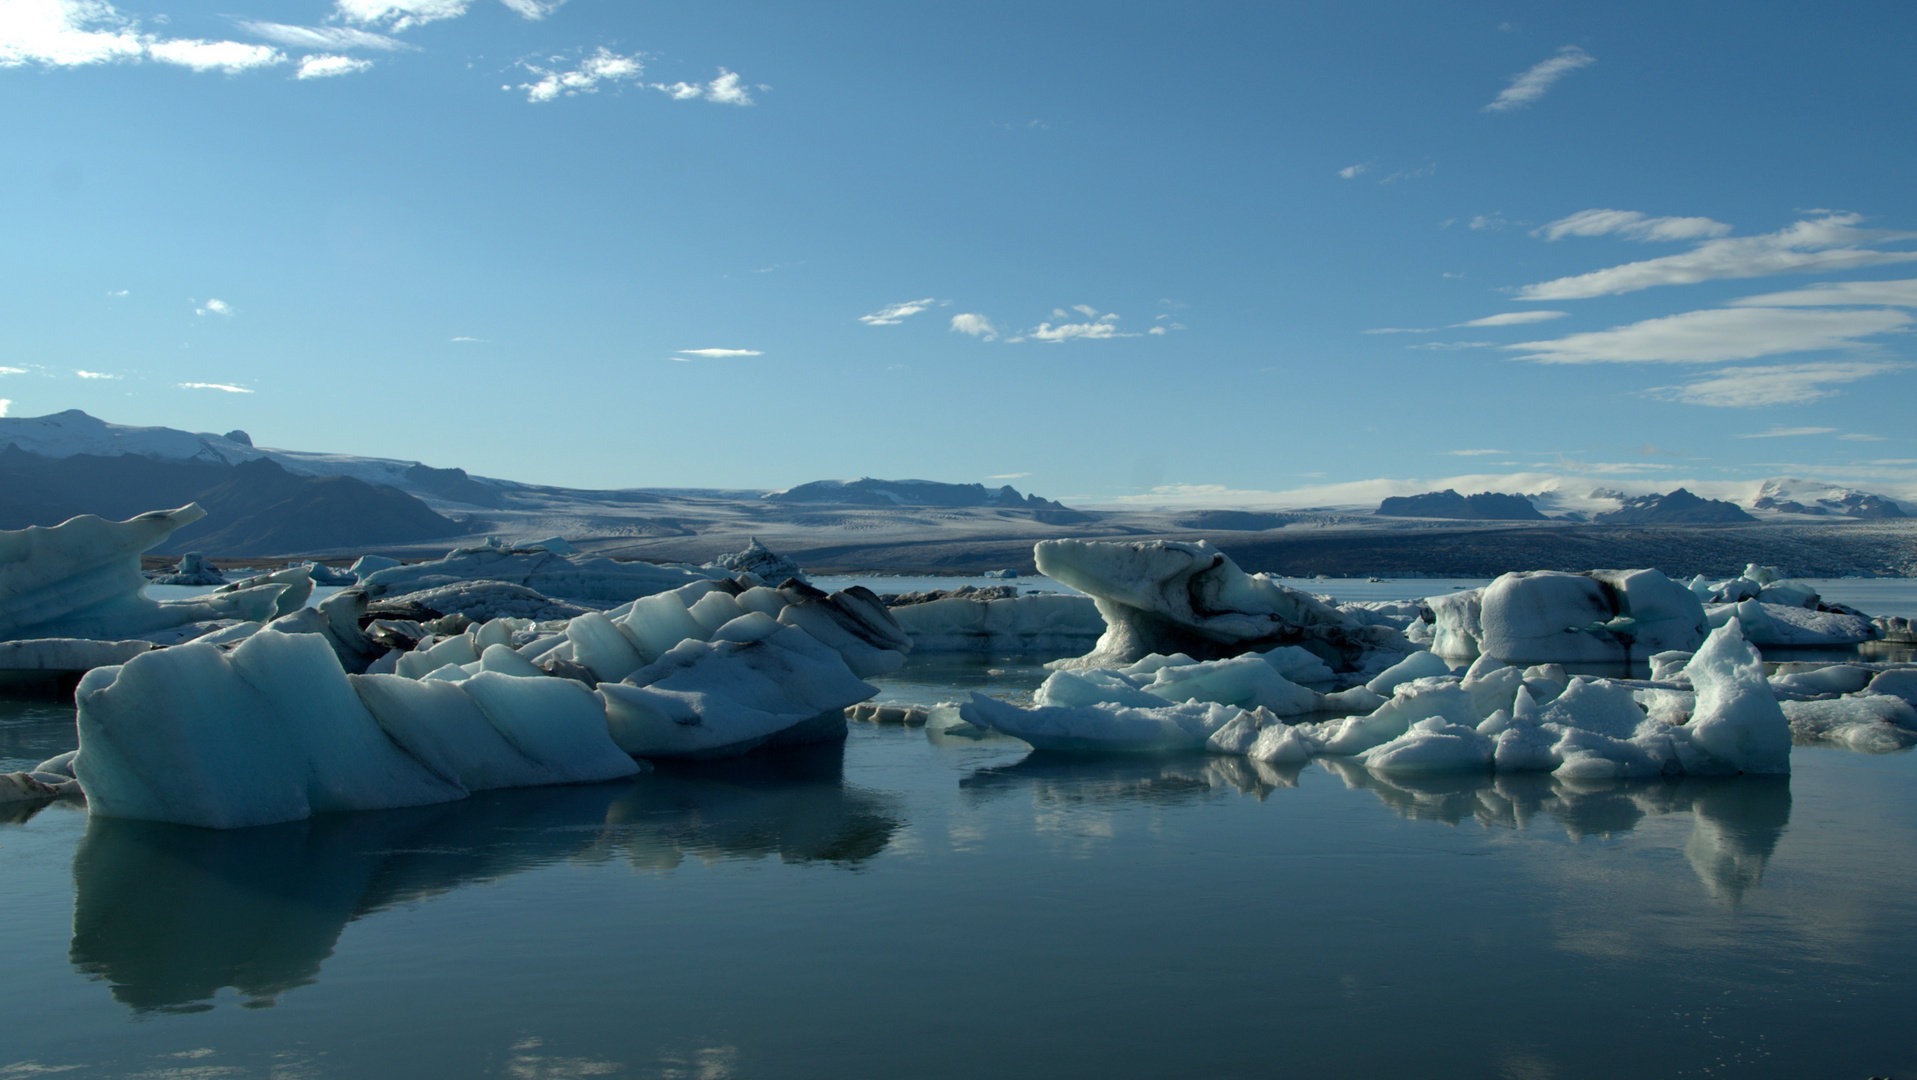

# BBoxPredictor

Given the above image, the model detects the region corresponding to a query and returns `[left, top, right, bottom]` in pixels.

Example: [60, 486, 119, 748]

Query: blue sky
[4, 0, 1915, 507]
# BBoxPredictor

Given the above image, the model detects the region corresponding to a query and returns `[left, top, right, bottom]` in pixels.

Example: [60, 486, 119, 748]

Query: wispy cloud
[194, 298, 233, 317]
[107, 288, 128, 297]
[1469, 213, 1508, 231]
[1363, 327, 1436, 335]
[238, 21, 410, 51]
[516, 47, 642, 102]
[1337, 163, 1369, 179]
[950, 313, 997, 340]
[675, 348, 762, 359]
[1378, 162, 1435, 184]
[1407, 340, 1494, 351]
[655, 69, 755, 105]
[1509, 306, 1911, 364]
[1454, 311, 1567, 327]
[1484, 45, 1594, 112]
[0, 399, 9, 417]
[1838, 433, 1886, 441]
[334, 0, 472, 32]
[1651, 361, 1904, 408]
[1514, 214, 1917, 301]
[1736, 426, 1838, 438]
[178, 381, 253, 393]
[0, 366, 28, 376]
[1536, 208, 1732, 242]
[74, 369, 119, 379]
[1443, 449, 1509, 456]
[298, 53, 373, 79]
[986, 472, 1029, 480]
[859, 298, 936, 326]
[1728, 277, 1917, 308]
[451, 336, 486, 343]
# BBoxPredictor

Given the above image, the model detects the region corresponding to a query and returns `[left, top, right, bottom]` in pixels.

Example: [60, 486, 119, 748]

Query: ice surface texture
[962, 621, 1809, 777]
[1034, 539, 1408, 672]
[358, 540, 719, 608]
[888, 592, 1105, 652]
[1430, 569, 1708, 665]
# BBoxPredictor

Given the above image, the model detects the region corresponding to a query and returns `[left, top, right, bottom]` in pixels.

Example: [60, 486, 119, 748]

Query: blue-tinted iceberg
[1429, 568, 1708, 666]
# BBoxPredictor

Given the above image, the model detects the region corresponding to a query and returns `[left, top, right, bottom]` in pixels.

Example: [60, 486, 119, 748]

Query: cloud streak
[298, 54, 373, 79]
[1651, 362, 1904, 408]
[1454, 311, 1567, 327]
[1509, 306, 1911, 364]
[238, 21, 410, 51]
[1484, 46, 1594, 112]
[675, 348, 762, 359]
[1515, 214, 1917, 300]
[859, 298, 936, 326]
[178, 382, 253, 393]
[1536, 208, 1732, 242]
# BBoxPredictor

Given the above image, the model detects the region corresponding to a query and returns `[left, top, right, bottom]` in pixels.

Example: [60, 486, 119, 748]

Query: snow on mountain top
[0, 409, 261, 466]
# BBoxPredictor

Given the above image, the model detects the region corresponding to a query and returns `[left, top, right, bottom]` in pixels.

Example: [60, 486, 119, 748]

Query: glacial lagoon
[2, 578, 1915, 1078]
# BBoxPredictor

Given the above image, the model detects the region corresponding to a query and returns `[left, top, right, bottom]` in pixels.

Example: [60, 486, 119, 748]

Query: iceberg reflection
[69, 741, 900, 1012]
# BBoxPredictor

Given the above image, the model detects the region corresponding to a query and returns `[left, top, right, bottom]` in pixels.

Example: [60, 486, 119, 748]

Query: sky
[3, 0, 1916, 508]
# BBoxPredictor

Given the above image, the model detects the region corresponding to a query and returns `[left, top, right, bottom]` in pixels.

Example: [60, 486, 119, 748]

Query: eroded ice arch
[1034, 539, 1408, 672]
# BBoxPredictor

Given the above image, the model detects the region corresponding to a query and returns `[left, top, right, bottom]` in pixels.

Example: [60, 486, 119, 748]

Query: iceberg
[960, 623, 1793, 777]
[1, 505, 288, 644]
[358, 539, 719, 608]
[73, 629, 641, 829]
[1429, 569, 1708, 666]
[1034, 539, 1407, 672]
[148, 552, 226, 586]
[703, 537, 806, 584]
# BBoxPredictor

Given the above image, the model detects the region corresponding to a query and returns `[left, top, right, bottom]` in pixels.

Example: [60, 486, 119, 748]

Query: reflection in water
[970, 752, 1792, 904]
[69, 740, 900, 1012]
[960, 751, 1307, 808]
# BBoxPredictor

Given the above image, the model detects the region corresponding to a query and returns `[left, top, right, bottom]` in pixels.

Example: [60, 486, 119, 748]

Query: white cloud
[195, 298, 233, 317]
[676, 348, 762, 358]
[1454, 311, 1567, 327]
[74, 369, 118, 379]
[656, 68, 755, 106]
[1030, 310, 1132, 342]
[107, 288, 127, 296]
[1728, 277, 1917, 308]
[950, 313, 997, 340]
[298, 53, 373, 79]
[1509, 306, 1912, 364]
[451, 335, 486, 343]
[146, 38, 283, 73]
[859, 298, 936, 326]
[333, 0, 470, 31]
[1469, 213, 1507, 231]
[496, 0, 565, 18]
[178, 381, 253, 393]
[1484, 45, 1594, 112]
[1338, 163, 1368, 179]
[1536, 208, 1732, 242]
[986, 472, 1029, 480]
[1735, 426, 1838, 438]
[0, 399, 8, 417]
[0, 0, 143, 67]
[1378, 163, 1434, 184]
[1515, 214, 1917, 301]
[1838, 433, 1886, 441]
[238, 21, 409, 51]
[518, 46, 643, 102]
[1407, 340, 1494, 351]
[1, 1, 302, 74]
[1651, 361, 1904, 408]
[1147, 326, 1166, 335]
[0, 366, 26, 376]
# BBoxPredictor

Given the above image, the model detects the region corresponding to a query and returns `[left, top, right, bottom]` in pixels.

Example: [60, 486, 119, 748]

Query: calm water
[4, 667, 1917, 1078]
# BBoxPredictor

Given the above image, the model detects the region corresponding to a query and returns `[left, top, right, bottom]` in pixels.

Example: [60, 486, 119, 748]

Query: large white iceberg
[1430, 569, 1708, 666]
[73, 629, 642, 829]
[887, 591, 1105, 653]
[1034, 539, 1407, 672]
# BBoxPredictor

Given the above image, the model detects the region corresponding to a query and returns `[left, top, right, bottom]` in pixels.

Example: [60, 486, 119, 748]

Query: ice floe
[887, 590, 1105, 652]
[1429, 568, 1708, 666]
